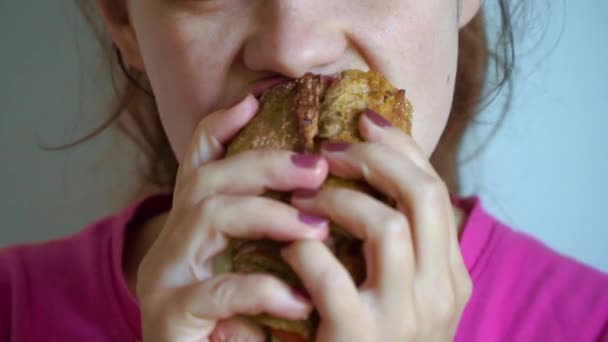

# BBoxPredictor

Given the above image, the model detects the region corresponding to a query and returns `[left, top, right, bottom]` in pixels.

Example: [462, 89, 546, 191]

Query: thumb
[178, 94, 259, 180]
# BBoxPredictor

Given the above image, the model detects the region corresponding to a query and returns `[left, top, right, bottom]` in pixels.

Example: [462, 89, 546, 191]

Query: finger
[211, 317, 266, 342]
[178, 94, 259, 180]
[281, 240, 362, 323]
[450, 248, 473, 314]
[361, 108, 457, 252]
[291, 187, 412, 295]
[167, 194, 330, 274]
[176, 150, 328, 208]
[320, 141, 452, 271]
[358, 108, 437, 176]
[177, 274, 312, 324]
[448, 213, 473, 316]
[193, 194, 330, 241]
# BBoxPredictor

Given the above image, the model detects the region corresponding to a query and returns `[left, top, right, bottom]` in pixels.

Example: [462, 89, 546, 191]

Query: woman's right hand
[136, 94, 330, 342]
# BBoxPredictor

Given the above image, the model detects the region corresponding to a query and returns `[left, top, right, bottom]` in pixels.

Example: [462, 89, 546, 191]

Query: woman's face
[111, 0, 479, 162]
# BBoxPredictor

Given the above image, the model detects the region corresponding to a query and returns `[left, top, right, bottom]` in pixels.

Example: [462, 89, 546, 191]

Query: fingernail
[291, 153, 322, 169]
[292, 188, 319, 199]
[322, 140, 351, 152]
[364, 108, 392, 128]
[298, 212, 328, 227]
[291, 288, 311, 300]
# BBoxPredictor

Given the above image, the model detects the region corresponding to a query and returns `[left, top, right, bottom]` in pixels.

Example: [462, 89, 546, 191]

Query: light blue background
[461, 0, 608, 271]
[1, 1, 607, 272]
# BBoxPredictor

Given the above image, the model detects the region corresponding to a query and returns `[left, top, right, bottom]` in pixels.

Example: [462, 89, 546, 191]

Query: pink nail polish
[291, 153, 322, 169]
[292, 188, 319, 199]
[322, 140, 351, 152]
[363, 108, 392, 128]
[298, 212, 328, 227]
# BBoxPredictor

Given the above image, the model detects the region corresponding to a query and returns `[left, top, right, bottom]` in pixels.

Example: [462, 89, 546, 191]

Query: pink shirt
[1, 194, 607, 341]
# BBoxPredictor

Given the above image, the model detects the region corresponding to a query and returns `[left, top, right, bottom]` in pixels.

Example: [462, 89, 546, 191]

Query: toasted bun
[224, 69, 413, 341]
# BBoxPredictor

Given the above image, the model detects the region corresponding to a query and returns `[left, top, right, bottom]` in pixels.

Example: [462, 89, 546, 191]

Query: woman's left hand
[283, 109, 473, 342]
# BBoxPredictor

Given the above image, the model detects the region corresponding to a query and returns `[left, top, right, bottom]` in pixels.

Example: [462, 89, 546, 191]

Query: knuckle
[237, 274, 285, 312]
[321, 187, 347, 207]
[366, 141, 387, 155]
[180, 165, 215, 202]
[317, 266, 352, 299]
[421, 280, 457, 324]
[267, 169, 289, 186]
[377, 211, 408, 240]
[209, 275, 237, 312]
[417, 174, 449, 202]
[433, 293, 457, 323]
[195, 195, 222, 221]
[360, 143, 387, 166]
[246, 148, 283, 164]
[194, 126, 217, 156]
[193, 120, 210, 140]
[458, 274, 474, 302]
[253, 275, 282, 299]
[189, 167, 206, 191]
[245, 149, 289, 180]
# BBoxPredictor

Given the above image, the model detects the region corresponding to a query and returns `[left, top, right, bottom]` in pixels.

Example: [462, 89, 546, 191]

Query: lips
[250, 74, 337, 99]
[250, 76, 292, 98]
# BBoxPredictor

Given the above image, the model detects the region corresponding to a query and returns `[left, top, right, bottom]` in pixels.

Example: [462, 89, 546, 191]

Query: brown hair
[73, 1, 515, 195]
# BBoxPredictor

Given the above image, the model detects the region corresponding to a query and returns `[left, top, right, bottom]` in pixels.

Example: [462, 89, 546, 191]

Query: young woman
[1, 0, 607, 341]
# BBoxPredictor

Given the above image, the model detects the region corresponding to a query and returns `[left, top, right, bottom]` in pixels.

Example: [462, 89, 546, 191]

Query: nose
[242, 1, 348, 77]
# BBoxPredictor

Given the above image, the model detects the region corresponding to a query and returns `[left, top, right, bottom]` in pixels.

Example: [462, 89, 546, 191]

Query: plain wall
[0, 1, 138, 245]
[1, 1, 607, 271]
[460, 0, 608, 271]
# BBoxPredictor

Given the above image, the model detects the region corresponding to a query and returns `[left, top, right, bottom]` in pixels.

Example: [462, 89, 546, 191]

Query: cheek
[358, 2, 459, 156]
[407, 24, 458, 156]
[131, 8, 241, 162]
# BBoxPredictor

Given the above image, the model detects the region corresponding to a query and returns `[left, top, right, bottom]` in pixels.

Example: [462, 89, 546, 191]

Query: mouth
[250, 76, 292, 99]
[250, 74, 338, 99]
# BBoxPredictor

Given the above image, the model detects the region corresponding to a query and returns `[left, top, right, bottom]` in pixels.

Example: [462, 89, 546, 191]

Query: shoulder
[0, 210, 133, 340]
[457, 198, 608, 341]
[0, 210, 122, 284]
[0, 192, 172, 295]
[0, 193, 172, 341]
[0, 215, 117, 313]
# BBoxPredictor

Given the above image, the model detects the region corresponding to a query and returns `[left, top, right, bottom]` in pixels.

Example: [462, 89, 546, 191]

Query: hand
[282, 109, 473, 341]
[136, 95, 331, 342]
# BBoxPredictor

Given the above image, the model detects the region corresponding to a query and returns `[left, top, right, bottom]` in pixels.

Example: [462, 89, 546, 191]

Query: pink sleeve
[456, 198, 608, 341]
[0, 248, 15, 341]
[459, 225, 608, 340]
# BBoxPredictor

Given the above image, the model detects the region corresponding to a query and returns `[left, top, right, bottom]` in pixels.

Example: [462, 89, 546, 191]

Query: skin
[97, 0, 481, 340]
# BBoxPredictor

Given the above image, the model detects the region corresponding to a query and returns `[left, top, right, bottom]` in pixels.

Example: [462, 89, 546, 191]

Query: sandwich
[222, 69, 413, 341]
